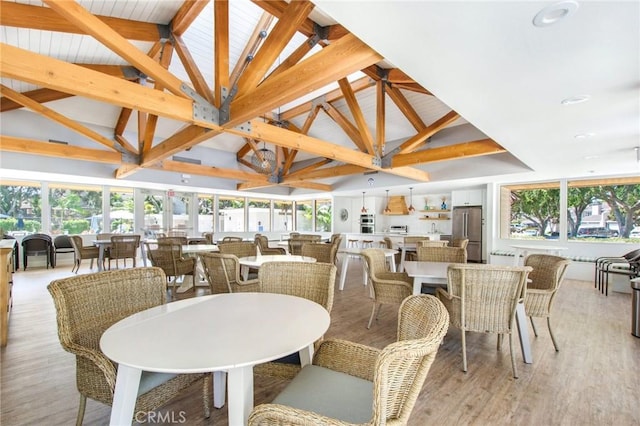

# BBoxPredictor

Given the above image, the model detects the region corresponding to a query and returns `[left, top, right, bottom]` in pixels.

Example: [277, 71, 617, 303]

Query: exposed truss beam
[1, 88, 72, 112]
[0, 2, 163, 42]
[338, 78, 375, 155]
[0, 135, 121, 164]
[391, 139, 506, 167]
[154, 160, 270, 182]
[213, 0, 229, 108]
[395, 110, 460, 155]
[171, 0, 211, 36]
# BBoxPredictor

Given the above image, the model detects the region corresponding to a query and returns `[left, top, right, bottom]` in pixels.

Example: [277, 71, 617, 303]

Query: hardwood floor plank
[1, 257, 638, 425]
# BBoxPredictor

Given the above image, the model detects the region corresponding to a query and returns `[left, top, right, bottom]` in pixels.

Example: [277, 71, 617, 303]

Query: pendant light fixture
[361, 191, 367, 213]
[384, 190, 391, 214]
[408, 187, 416, 213]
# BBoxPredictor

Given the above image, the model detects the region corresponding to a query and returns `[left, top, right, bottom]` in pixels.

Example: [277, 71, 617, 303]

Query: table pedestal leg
[227, 366, 253, 426]
[399, 248, 407, 272]
[339, 254, 350, 290]
[213, 371, 227, 408]
[515, 303, 533, 364]
[98, 245, 106, 272]
[109, 365, 141, 426]
[299, 343, 314, 367]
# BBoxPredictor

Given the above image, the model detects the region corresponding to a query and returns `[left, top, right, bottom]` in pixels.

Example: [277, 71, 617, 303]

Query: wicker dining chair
[452, 238, 469, 249]
[301, 242, 338, 264]
[69, 235, 100, 273]
[199, 252, 260, 294]
[145, 242, 197, 299]
[157, 236, 188, 245]
[416, 246, 467, 263]
[524, 254, 570, 351]
[248, 294, 449, 426]
[254, 234, 286, 255]
[53, 235, 75, 267]
[419, 240, 449, 247]
[47, 267, 211, 426]
[255, 261, 337, 379]
[107, 234, 140, 270]
[362, 248, 413, 329]
[436, 263, 532, 378]
[220, 236, 244, 243]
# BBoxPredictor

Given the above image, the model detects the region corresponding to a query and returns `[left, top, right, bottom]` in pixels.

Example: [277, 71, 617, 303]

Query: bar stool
[362, 240, 374, 248]
[377, 240, 387, 248]
[347, 239, 360, 248]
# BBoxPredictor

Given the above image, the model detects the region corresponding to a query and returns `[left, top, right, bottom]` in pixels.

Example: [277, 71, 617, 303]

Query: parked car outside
[630, 227, 640, 239]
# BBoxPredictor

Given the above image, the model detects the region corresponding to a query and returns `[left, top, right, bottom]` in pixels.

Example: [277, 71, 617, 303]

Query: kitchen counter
[343, 233, 443, 248]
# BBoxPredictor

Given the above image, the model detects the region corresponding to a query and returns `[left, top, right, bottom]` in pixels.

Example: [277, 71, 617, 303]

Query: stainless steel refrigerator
[452, 206, 483, 263]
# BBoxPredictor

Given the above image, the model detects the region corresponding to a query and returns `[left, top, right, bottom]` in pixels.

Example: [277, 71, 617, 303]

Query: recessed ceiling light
[533, 1, 579, 27]
[561, 95, 590, 105]
[574, 133, 595, 139]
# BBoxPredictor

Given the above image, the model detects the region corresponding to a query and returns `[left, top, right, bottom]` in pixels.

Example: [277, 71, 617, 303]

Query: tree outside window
[0, 182, 42, 233]
[315, 199, 332, 232]
[49, 184, 102, 235]
[296, 200, 313, 232]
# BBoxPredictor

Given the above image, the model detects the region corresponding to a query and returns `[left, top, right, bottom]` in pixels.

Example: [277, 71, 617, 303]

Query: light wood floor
[1, 258, 639, 425]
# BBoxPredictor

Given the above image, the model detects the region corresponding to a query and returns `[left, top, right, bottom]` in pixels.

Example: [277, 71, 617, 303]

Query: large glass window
[0, 180, 42, 233]
[248, 198, 270, 232]
[198, 194, 214, 233]
[500, 182, 560, 239]
[315, 199, 332, 232]
[273, 201, 293, 232]
[171, 192, 191, 232]
[109, 187, 134, 233]
[142, 191, 164, 237]
[218, 196, 245, 232]
[49, 183, 102, 235]
[568, 178, 640, 241]
[296, 200, 313, 232]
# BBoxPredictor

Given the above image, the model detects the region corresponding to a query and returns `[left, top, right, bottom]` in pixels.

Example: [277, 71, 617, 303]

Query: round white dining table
[100, 292, 330, 426]
[238, 254, 316, 280]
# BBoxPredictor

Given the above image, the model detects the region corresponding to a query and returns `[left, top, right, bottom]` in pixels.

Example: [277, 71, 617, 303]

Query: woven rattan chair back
[259, 261, 336, 313]
[108, 234, 140, 269]
[199, 252, 260, 294]
[69, 235, 100, 273]
[167, 229, 187, 238]
[145, 242, 196, 298]
[157, 236, 188, 245]
[417, 246, 467, 263]
[254, 235, 286, 255]
[419, 240, 449, 247]
[47, 267, 210, 425]
[221, 236, 244, 243]
[301, 242, 337, 264]
[437, 263, 532, 377]
[217, 241, 257, 258]
[202, 232, 214, 244]
[373, 295, 449, 423]
[362, 249, 413, 329]
[452, 238, 469, 249]
[523, 254, 570, 351]
[404, 236, 429, 244]
[248, 294, 449, 425]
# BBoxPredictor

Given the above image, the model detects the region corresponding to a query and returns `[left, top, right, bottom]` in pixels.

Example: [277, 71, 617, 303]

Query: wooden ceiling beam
[213, 0, 229, 108]
[229, 12, 273, 87]
[0, 44, 218, 128]
[173, 35, 215, 104]
[285, 159, 333, 179]
[390, 82, 432, 96]
[228, 33, 383, 127]
[155, 160, 270, 182]
[251, 0, 315, 36]
[280, 76, 374, 121]
[1, 88, 73, 112]
[0, 135, 121, 164]
[392, 138, 506, 167]
[386, 84, 426, 132]
[395, 110, 461, 155]
[376, 79, 386, 157]
[236, 0, 314, 95]
[237, 181, 277, 191]
[267, 35, 317, 81]
[338, 78, 375, 155]
[0, 84, 126, 154]
[321, 102, 368, 153]
[281, 181, 332, 192]
[171, 0, 211, 36]
[283, 164, 367, 182]
[0, 2, 162, 42]
[141, 125, 218, 167]
[42, 0, 189, 99]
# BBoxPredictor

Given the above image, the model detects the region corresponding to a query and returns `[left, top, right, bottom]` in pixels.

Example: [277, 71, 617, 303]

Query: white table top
[238, 254, 316, 268]
[181, 244, 219, 254]
[403, 261, 450, 279]
[100, 293, 330, 373]
[338, 247, 397, 256]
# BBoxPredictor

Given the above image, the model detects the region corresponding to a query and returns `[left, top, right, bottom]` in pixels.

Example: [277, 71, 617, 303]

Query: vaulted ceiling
[1, 1, 637, 197]
[0, 0, 522, 195]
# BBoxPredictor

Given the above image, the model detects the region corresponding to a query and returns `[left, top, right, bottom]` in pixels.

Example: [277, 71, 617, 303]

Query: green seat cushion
[272, 365, 373, 423]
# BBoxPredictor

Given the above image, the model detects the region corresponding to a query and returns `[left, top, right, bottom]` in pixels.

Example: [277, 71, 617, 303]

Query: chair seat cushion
[138, 371, 178, 396]
[272, 365, 373, 423]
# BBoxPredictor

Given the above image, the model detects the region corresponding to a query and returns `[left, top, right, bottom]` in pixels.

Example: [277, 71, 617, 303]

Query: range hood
[384, 196, 409, 215]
